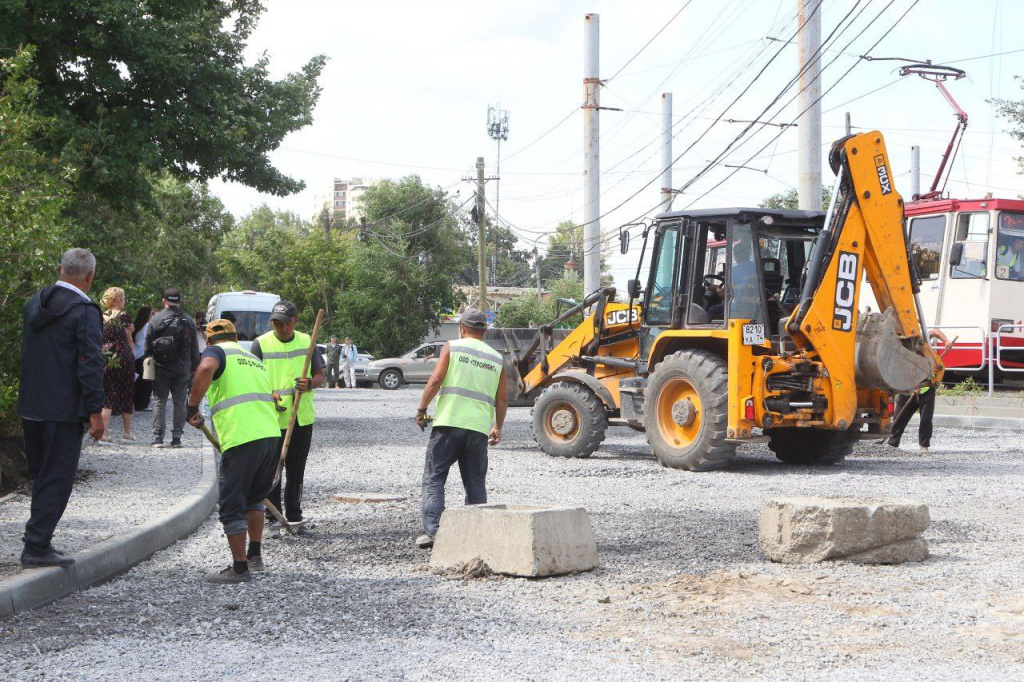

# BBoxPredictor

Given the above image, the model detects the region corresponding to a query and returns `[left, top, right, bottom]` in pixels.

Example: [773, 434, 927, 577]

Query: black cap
[164, 288, 181, 304]
[460, 307, 488, 329]
[270, 299, 298, 322]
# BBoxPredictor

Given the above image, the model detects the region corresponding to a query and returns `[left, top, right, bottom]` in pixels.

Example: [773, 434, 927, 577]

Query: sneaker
[170, 438, 182, 449]
[205, 565, 251, 584]
[292, 526, 314, 537]
[919, 445, 929, 452]
[415, 534, 434, 549]
[151, 437, 164, 448]
[21, 548, 75, 568]
[248, 556, 266, 572]
[885, 437, 900, 449]
[96, 437, 116, 447]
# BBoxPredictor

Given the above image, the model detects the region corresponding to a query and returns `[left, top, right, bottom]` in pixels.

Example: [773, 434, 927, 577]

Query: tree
[759, 186, 833, 211]
[0, 1, 326, 205]
[0, 49, 76, 487]
[495, 271, 586, 329]
[537, 220, 610, 287]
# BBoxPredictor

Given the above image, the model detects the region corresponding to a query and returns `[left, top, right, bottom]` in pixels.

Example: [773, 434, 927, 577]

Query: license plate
[742, 323, 765, 346]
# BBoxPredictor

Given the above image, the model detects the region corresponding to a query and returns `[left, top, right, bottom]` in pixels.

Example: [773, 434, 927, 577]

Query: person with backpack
[146, 288, 200, 448]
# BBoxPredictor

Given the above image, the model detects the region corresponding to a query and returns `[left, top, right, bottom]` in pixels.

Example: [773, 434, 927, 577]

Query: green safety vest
[207, 341, 281, 452]
[998, 245, 1020, 269]
[256, 330, 316, 428]
[433, 338, 503, 436]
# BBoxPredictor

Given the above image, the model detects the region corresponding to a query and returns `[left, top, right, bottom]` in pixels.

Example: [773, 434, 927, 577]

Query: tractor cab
[632, 208, 825, 354]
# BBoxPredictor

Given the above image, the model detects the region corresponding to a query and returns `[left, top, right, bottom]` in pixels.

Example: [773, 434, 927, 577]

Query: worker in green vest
[251, 300, 324, 536]
[414, 307, 507, 549]
[186, 319, 281, 584]
[887, 328, 951, 452]
[997, 236, 1024, 280]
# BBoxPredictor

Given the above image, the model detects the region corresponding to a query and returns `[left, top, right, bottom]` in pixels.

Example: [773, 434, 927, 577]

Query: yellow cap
[206, 318, 237, 341]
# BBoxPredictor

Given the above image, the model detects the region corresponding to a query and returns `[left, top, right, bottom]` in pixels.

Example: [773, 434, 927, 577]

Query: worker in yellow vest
[251, 300, 324, 535]
[414, 308, 507, 549]
[887, 328, 951, 452]
[186, 319, 281, 584]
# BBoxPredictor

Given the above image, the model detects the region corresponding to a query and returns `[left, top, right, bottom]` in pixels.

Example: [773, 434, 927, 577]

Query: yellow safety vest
[256, 330, 315, 428]
[433, 338, 503, 435]
[206, 341, 281, 452]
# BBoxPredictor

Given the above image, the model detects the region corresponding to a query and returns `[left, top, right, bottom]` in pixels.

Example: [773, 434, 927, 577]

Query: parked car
[363, 342, 445, 390]
[316, 345, 376, 387]
[205, 290, 280, 352]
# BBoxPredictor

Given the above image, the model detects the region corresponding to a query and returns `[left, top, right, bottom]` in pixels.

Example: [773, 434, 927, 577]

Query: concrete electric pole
[910, 145, 921, 199]
[583, 13, 601, 296]
[660, 92, 674, 213]
[476, 156, 487, 310]
[797, 0, 823, 211]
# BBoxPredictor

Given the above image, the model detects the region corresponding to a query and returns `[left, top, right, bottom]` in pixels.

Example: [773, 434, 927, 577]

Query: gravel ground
[0, 410, 203, 579]
[1, 387, 1022, 680]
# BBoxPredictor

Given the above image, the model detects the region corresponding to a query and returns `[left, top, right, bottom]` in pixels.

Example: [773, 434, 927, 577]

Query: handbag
[142, 356, 156, 381]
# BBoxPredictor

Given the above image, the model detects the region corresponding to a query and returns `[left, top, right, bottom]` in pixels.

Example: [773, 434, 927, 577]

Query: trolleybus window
[951, 212, 989, 279]
[907, 215, 945, 280]
[996, 212, 1024, 281]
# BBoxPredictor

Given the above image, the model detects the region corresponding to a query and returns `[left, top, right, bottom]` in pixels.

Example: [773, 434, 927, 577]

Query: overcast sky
[209, 0, 1024, 289]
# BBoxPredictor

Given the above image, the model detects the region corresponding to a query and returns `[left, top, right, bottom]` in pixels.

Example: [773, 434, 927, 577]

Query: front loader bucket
[854, 308, 931, 393]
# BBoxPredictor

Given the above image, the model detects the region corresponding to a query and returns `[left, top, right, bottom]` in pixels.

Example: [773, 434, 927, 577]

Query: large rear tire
[767, 427, 852, 466]
[643, 350, 735, 471]
[532, 382, 608, 459]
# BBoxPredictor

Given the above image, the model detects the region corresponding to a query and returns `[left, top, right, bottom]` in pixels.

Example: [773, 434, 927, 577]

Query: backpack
[152, 312, 190, 365]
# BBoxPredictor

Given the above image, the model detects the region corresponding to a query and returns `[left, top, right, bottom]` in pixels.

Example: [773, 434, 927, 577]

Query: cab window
[727, 223, 762, 321]
[907, 215, 945, 280]
[951, 212, 989, 279]
[995, 212, 1024, 281]
[646, 226, 679, 325]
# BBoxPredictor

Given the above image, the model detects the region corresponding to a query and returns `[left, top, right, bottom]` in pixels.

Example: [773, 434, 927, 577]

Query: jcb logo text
[874, 154, 892, 195]
[832, 251, 858, 332]
[605, 308, 638, 326]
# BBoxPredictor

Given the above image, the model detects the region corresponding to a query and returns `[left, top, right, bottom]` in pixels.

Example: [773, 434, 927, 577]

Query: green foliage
[938, 376, 984, 397]
[537, 220, 609, 287]
[0, 49, 76, 437]
[495, 271, 586, 329]
[759, 186, 834, 211]
[0, 0, 327, 204]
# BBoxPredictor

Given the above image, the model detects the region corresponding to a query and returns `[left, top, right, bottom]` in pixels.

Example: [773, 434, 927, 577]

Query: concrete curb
[929, 413, 1024, 432]
[0, 441, 218, 621]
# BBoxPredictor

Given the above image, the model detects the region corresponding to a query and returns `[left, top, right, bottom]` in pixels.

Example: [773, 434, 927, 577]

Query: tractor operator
[251, 300, 324, 536]
[187, 319, 281, 584]
[707, 237, 759, 320]
[414, 307, 507, 549]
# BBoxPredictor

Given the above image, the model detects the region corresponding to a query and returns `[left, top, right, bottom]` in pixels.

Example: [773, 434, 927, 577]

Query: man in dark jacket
[146, 288, 200, 448]
[17, 248, 105, 568]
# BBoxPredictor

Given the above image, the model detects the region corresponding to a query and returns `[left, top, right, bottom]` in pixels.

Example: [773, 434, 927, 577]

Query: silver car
[363, 342, 445, 390]
[317, 345, 376, 387]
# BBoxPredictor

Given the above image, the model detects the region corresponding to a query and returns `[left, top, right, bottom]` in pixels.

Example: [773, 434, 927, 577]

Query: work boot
[151, 437, 164, 448]
[248, 556, 266, 572]
[206, 566, 252, 584]
[415, 534, 434, 549]
[170, 438, 182, 448]
[21, 548, 75, 568]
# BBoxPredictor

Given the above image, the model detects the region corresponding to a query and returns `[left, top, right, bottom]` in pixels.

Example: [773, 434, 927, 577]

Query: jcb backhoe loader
[509, 131, 944, 470]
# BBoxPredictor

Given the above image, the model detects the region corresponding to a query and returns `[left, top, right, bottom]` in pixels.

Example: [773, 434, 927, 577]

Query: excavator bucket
[854, 308, 932, 393]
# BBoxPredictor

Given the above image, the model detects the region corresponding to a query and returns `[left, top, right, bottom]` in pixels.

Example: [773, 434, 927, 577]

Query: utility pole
[487, 105, 510, 282]
[910, 145, 921, 199]
[476, 157, 487, 310]
[845, 111, 851, 136]
[583, 13, 601, 296]
[660, 92, 674, 213]
[796, 0, 823, 211]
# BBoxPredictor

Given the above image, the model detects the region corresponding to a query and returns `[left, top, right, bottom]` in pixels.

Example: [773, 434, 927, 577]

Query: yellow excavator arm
[784, 131, 944, 425]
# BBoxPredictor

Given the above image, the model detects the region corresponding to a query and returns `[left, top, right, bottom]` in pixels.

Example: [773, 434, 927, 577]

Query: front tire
[643, 350, 735, 471]
[379, 369, 402, 390]
[532, 382, 608, 459]
[767, 427, 852, 466]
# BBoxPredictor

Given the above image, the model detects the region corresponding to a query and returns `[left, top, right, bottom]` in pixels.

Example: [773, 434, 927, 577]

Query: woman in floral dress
[99, 287, 136, 443]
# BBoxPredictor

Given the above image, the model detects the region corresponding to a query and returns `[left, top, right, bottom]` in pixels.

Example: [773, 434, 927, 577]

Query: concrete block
[759, 497, 930, 565]
[7, 566, 78, 613]
[430, 504, 598, 577]
[73, 544, 128, 588]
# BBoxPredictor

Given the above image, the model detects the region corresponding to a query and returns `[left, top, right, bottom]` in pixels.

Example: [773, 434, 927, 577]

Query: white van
[206, 290, 281, 351]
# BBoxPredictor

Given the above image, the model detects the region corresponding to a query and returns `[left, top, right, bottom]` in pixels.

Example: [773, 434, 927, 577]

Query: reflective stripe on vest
[206, 341, 281, 452]
[433, 338, 503, 435]
[256, 330, 315, 428]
